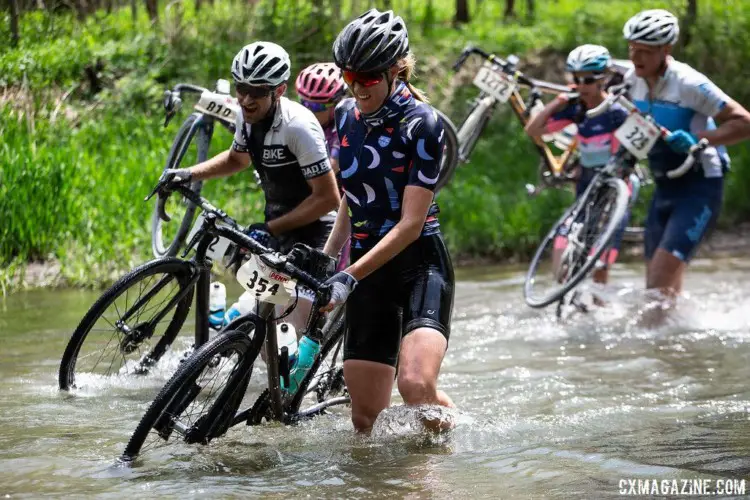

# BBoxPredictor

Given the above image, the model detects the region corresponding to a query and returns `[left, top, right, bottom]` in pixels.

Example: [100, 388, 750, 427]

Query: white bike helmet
[231, 41, 291, 86]
[566, 44, 611, 73]
[623, 9, 679, 46]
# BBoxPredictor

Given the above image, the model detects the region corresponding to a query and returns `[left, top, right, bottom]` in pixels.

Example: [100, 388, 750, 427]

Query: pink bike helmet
[295, 62, 347, 102]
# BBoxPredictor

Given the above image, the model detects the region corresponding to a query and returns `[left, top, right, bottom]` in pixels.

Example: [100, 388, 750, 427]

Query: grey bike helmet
[333, 9, 409, 73]
[231, 41, 291, 86]
[623, 9, 679, 46]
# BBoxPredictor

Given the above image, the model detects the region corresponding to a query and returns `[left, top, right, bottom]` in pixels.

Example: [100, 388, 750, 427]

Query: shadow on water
[1, 258, 749, 497]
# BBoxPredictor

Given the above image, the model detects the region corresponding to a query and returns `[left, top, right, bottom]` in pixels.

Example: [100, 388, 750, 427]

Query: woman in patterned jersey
[319, 9, 456, 433]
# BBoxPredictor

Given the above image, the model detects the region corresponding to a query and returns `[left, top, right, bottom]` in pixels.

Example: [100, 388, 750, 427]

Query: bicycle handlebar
[145, 183, 329, 295]
[453, 45, 571, 94]
[162, 83, 212, 127]
[586, 83, 710, 179]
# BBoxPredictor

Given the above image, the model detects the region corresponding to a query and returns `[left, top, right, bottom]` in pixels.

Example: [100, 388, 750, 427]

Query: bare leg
[646, 248, 686, 296]
[343, 359, 395, 433]
[397, 328, 454, 432]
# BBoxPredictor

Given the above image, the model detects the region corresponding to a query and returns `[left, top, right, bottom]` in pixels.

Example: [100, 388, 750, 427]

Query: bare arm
[323, 196, 351, 257]
[699, 100, 750, 147]
[524, 94, 568, 138]
[266, 170, 341, 235]
[330, 156, 340, 174]
[189, 149, 251, 182]
[345, 186, 432, 282]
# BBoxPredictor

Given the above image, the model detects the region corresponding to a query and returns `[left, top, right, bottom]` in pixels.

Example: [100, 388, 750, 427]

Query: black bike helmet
[333, 9, 409, 73]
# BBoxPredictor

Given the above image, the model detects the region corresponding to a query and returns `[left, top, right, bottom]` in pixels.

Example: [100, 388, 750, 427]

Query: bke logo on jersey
[263, 148, 287, 161]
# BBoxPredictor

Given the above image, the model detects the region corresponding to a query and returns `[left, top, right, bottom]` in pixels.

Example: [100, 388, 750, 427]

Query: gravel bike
[121, 184, 348, 462]
[59, 184, 345, 394]
[523, 83, 709, 315]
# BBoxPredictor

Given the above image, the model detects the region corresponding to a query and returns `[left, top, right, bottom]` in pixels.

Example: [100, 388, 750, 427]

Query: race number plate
[186, 214, 232, 262]
[236, 254, 296, 305]
[194, 91, 240, 124]
[472, 61, 517, 103]
[615, 113, 661, 160]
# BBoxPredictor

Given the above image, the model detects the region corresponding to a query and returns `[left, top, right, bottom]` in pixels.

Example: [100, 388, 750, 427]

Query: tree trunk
[454, 0, 469, 24]
[680, 0, 698, 49]
[195, 0, 202, 11]
[525, 0, 534, 21]
[10, 0, 20, 48]
[504, 0, 515, 19]
[144, 0, 158, 22]
[130, 0, 137, 22]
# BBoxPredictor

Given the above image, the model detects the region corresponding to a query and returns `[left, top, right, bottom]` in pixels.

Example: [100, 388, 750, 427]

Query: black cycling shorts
[343, 233, 454, 367]
[276, 217, 334, 254]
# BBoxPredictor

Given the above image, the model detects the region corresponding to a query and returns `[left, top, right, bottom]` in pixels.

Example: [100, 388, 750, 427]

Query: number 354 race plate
[236, 254, 296, 305]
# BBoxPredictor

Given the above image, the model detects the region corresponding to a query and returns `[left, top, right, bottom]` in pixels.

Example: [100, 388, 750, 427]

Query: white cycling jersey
[624, 57, 731, 180]
[232, 96, 335, 221]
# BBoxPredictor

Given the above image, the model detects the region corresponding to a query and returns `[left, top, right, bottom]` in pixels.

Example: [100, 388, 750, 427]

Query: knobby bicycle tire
[457, 99, 493, 162]
[434, 108, 460, 193]
[59, 258, 195, 390]
[122, 329, 257, 462]
[524, 176, 629, 308]
[151, 113, 209, 258]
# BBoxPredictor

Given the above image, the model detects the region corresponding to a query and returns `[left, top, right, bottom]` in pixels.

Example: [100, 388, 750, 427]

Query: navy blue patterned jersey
[334, 82, 445, 250]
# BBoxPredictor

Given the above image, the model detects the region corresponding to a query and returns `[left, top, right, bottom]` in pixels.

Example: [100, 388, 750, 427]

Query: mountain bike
[444, 45, 651, 242]
[523, 83, 709, 315]
[152, 80, 460, 254]
[59, 184, 346, 394]
[121, 185, 348, 462]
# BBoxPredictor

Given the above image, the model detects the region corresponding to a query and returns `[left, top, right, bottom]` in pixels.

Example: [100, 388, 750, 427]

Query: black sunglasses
[234, 83, 275, 98]
[573, 74, 607, 85]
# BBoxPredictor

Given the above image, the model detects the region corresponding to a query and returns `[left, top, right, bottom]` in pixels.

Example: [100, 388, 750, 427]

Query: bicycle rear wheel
[434, 108, 460, 193]
[524, 176, 629, 308]
[121, 328, 260, 462]
[58, 258, 194, 390]
[151, 113, 210, 258]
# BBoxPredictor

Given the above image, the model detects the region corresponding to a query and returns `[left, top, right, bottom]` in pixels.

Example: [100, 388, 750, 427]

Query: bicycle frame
[153, 184, 342, 424]
[452, 45, 579, 183]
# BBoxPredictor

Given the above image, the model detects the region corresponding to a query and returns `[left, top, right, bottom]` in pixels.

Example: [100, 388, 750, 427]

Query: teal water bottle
[283, 335, 320, 393]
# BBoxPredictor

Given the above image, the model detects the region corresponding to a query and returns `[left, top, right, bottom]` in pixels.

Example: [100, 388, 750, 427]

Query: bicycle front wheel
[58, 258, 195, 390]
[151, 113, 211, 258]
[122, 329, 259, 462]
[524, 177, 629, 308]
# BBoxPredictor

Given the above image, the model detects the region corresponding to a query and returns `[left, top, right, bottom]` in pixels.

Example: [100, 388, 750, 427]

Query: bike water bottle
[223, 291, 255, 326]
[208, 282, 226, 330]
[277, 323, 298, 367]
[284, 335, 320, 393]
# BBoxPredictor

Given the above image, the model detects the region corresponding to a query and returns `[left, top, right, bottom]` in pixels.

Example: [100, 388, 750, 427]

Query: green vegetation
[1, 0, 749, 291]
